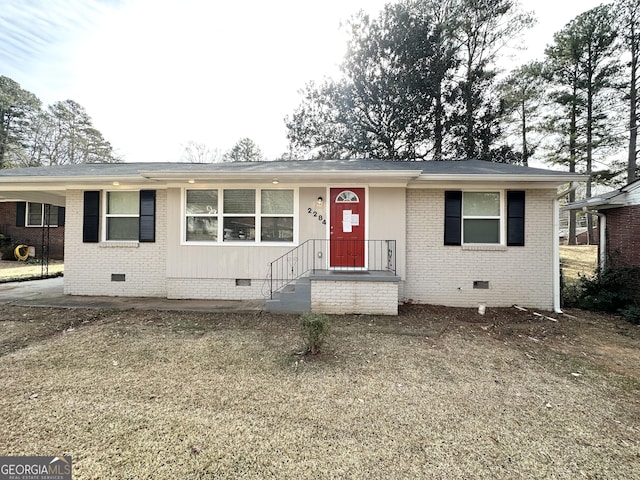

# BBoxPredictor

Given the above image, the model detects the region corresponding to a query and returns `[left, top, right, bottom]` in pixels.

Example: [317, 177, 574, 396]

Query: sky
[0, 0, 610, 163]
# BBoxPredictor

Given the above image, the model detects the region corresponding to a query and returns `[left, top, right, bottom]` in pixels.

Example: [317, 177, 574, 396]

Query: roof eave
[138, 169, 425, 182]
[0, 174, 146, 185]
[413, 173, 588, 183]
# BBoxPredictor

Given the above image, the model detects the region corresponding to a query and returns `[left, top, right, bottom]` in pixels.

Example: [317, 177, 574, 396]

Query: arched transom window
[335, 190, 360, 203]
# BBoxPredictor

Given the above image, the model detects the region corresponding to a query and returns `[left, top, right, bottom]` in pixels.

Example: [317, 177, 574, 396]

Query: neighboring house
[0, 159, 583, 314]
[563, 178, 640, 272]
[0, 200, 65, 259]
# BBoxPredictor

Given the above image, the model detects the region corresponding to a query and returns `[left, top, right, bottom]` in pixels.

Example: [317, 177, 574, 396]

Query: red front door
[330, 188, 365, 268]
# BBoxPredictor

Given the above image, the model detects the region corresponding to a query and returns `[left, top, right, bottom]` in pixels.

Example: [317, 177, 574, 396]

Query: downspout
[553, 197, 562, 313]
[590, 210, 606, 272]
[553, 182, 578, 313]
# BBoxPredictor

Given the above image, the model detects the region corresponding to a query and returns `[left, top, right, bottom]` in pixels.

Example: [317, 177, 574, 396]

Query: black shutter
[16, 202, 26, 227]
[83, 191, 100, 243]
[444, 191, 462, 245]
[139, 190, 156, 242]
[58, 207, 65, 227]
[507, 190, 525, 246]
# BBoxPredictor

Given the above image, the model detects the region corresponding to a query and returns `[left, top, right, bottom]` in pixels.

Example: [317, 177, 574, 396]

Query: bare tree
[181, 140, 222, 163]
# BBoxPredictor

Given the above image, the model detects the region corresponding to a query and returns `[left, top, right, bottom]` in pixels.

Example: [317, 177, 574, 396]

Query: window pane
[46, 206, 59, 226]
[223, 217, 255, 241]
[261, 217, 294, 242]
[107, 217, 139, 240]
[463, 192, 500, 216]
[28, 203, 42, 226]
[224, 189, 255, 214]
[464, 219, 500, 243]
[336, 191, 359, 203]
[186, 217, 218, 241]
[261, 190, 293, 214]
[187, 190, 217, 214]
[108, 191, 139, 215]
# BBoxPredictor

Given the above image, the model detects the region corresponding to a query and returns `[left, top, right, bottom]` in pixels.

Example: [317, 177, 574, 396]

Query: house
[0, 159, 584, 314]
[0, 200, 65, 259]
[563, 178, 640, 278]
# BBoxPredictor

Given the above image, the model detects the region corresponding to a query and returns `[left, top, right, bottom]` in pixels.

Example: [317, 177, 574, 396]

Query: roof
[562, 177, 640, 211]
[0, 159, 586, 205]
[0, 158, 583, 178]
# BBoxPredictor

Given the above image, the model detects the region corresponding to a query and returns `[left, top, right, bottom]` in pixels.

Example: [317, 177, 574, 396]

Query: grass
[560, 245, 597, 283]
[0, 259, 64, 282]
[1, 305, 639, 479]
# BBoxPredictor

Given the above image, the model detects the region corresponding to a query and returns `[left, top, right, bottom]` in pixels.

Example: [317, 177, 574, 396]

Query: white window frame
[461, 191, 505, 245]
[259, 189, 295, 243]
[182, 187, 297, 246]
[222, 188, 257, 242]
[103, 190, 140, 242]
[26, 202, 58, 227]
[185, 189, 220, 242]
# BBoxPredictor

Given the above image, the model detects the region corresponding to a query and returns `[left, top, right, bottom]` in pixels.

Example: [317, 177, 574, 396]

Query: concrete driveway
[0, 277, 265, 312]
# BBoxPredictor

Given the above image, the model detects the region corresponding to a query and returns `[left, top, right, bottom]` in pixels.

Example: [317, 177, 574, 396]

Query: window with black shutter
[139, 190, 156, 242]
[507, 191, 525, 246]
[443, 190, 526, 246]
[444, 191, 462, 245]
[83, 191, 101, 243]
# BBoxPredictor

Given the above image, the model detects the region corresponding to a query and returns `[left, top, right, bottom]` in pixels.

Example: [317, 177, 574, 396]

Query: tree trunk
[434, 83, 443, 160]
[586, 58, 595, 245]
[568, 81, 578, 246]
[0, 110, 8, 169]
[629, 22, 638, 183]
[464, 55, 475, 158]
[521, 98, 528, 166]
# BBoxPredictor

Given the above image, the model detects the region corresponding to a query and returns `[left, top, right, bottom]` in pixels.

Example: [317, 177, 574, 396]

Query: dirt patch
[1, 305, 638, 479]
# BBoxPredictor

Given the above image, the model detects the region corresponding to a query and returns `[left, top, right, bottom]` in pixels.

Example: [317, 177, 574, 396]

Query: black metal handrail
[268, 239, 396, 299]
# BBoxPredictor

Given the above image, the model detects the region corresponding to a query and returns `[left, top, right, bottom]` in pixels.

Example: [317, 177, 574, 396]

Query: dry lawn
[0, 260, 64, 282]
[1, 305, 639, 479]
[560, 245, 598, 283]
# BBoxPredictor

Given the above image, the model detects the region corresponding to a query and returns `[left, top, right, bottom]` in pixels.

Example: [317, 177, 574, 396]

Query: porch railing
[268, 239, 396, 299]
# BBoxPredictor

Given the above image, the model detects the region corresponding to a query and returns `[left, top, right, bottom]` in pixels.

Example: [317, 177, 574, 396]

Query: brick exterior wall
[404, 189, 556, 310]
[311, 280, 399, 315]
[0, 201, 65, 260]
[605, 205, 640, 303]
[167, 278, 265, 300]
[605, 205, 640, 267]
[63, 190, 167, 297]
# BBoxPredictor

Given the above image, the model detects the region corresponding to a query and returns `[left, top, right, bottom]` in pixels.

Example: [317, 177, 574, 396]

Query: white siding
[369, 187, 406, 294]
[163, 187, 331, 300]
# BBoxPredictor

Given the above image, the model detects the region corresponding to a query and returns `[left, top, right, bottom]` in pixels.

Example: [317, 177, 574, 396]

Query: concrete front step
[266, 278, 311, 313]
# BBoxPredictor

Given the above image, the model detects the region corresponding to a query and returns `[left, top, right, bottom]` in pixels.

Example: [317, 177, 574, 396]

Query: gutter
[557, 182, 578, 199]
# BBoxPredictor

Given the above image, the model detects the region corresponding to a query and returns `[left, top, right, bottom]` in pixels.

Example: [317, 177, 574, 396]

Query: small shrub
[300, 313, 330, 355]
[577, 267, 638, 313]
[0, 242, 23, 261]
[621, 305, 640, 325]
[561, 279, 583, 308]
